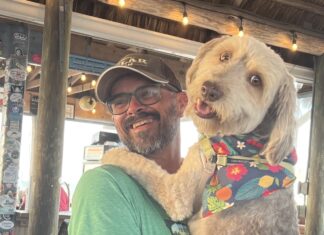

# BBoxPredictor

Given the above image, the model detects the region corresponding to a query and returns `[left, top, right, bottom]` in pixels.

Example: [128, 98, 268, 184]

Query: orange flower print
[212, 142, 230, 155]
[215, 187, 232, 201]
[226, 164, 248, 181]
[283, 176, 294, 187]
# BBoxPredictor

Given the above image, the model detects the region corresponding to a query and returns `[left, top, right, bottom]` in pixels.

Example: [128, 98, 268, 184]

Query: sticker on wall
[3, 163, 19, 183]
[5, 138, 20, 152]
[9, 93, 22, 103]
[0, 194, 15, 214]
[7, 68, 26, 82]
[10, 85, 24, 93]
[0, 215, 14, 231]
[6, 130, 20, 139]
[13, 33, 27, 41]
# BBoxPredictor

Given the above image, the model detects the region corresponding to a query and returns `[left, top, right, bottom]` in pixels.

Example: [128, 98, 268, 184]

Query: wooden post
[305, 54, 324, 235]
[27, 0, 73, 235]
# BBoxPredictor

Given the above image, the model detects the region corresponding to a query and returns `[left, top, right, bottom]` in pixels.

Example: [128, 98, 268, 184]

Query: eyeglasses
[105, 84, 177, 115]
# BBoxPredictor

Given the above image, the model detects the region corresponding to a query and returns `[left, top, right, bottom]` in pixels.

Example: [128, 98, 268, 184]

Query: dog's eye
[219, 51, 232, 62]
[250, 75, 262, 86]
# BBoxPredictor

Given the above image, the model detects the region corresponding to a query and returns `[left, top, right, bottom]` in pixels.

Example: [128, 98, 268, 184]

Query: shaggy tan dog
[102, 36, 299, 234]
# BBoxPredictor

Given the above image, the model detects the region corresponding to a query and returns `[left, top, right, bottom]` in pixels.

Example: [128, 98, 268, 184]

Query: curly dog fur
[102, 35, 299, 234]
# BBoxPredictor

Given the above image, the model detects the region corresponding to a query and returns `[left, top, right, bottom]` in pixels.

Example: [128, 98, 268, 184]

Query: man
[68, 53, 189, 235]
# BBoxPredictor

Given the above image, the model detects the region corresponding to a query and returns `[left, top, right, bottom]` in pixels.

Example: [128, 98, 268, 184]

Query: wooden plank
[27, 0, 73, 234]
[67, 81, 93, 95]
[100, 0, 324, 55]
[26, 78, 40, 90]
[27, 66, 41, 81]
[70, 35, 129, 63]
[305, 54, 324, 235]
[272, 0, 324, 17]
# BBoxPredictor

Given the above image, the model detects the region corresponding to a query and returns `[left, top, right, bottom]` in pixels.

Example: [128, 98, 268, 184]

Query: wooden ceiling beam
[26, 78, 40, 90]
[27, 66, 41, 81]
[272, 0, 324, 17]
[69, 74, 82, 86]
[100, 0, 324, 55]
[67, 82, 93, 95]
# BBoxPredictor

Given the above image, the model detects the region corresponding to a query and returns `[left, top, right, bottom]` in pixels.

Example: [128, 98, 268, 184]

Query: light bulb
[91, 80, 97, 87]
[182, 14, 189, 25]
[238, 27, 244, 37]
[81, 73, 86, 82]
[292, 43, 298, 51]
[27, 65, 32, 73]
[119, 0, 125, 7]
[238, 17, 244, 37]
[92, 108, 96, 114]
[67, 86, 72, 93]
[182, 3, 189, 26]
[291, 32, 298, 51]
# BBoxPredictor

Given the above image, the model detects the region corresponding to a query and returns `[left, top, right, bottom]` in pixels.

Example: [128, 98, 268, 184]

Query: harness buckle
[216, 155, 227, 167]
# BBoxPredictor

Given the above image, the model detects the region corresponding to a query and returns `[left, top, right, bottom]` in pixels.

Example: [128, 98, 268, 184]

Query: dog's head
[186, 35, 297, 164]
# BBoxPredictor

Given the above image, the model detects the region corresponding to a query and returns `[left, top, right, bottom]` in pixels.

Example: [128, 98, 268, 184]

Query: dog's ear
[186, 36, 229, 87]
[262, 74, 297, 164]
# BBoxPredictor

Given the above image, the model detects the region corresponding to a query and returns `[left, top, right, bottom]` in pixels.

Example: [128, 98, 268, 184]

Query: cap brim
[95, 66, 169, 103]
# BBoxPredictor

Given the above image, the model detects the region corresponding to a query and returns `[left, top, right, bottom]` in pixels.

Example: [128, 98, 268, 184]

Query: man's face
[110, 74, 181, 157]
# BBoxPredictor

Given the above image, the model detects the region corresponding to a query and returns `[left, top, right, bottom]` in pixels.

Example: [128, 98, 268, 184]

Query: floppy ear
[186, 36, 229, 87]
[262, 74, 297, 164]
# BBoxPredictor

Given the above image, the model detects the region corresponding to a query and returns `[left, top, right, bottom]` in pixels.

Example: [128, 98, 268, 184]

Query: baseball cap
[95, 53, 182, 104]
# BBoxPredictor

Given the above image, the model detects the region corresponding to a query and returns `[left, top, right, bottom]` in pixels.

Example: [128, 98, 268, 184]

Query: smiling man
[68, 53, 189, 235]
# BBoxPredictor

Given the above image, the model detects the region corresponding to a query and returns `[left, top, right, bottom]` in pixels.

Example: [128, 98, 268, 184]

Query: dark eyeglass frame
[105, 84, 179, 115]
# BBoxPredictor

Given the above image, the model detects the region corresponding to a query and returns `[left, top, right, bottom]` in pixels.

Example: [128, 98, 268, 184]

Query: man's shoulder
[84, 164, 133, 181]
[82, 165, 141, 190]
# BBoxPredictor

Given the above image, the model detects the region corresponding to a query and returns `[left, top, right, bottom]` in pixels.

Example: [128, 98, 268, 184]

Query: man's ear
[177, 92, 188, 117]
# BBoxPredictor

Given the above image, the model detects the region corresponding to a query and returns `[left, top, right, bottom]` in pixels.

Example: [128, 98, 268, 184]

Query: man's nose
[127, 96, 144, 114]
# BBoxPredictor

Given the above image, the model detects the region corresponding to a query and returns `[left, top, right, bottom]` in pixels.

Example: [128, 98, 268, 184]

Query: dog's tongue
[194, 99, 215, 118]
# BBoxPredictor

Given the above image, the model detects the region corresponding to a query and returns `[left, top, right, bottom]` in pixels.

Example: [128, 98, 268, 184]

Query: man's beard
[119, 104, 178, 157]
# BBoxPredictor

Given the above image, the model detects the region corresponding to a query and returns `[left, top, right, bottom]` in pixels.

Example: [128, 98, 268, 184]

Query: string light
[67, 85, 72, 93]
[26, 65, 32, 73]
[182, 3, 189, 26]
[291, 31, 298, 51]
[81, 73, 86, 82]
[238, 16, 244, 37]
[119, 0, 125, 8]
[91, 108, 96, 114]
[91, 79, 97, 87]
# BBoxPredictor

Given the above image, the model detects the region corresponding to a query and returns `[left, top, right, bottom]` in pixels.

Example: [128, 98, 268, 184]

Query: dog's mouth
[194, 98, 216, 119]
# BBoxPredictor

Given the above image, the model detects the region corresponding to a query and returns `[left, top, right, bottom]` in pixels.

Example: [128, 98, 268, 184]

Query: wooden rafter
[26, 78, 40, 90]
[272, 0, 324, 17]
[27, 66, 41, 81]
[67, 81, 93, 95]
[100, 0, 324, 55]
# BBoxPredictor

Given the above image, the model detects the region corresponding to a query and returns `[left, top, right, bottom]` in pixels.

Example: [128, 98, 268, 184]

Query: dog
[102, 35, 299, 234]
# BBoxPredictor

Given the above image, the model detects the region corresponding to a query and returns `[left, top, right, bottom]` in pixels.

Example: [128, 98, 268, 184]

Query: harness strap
[193, 138, 217, 213]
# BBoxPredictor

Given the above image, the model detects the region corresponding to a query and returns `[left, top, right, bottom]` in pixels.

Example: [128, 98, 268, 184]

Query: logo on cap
[120, 57, 148, 67]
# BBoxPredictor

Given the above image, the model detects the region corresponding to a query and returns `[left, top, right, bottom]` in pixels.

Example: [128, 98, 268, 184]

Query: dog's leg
[102, 144, 204, 221]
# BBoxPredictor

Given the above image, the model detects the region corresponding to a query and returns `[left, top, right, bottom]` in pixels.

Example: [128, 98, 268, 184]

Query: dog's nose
[201, 81, 223, 101]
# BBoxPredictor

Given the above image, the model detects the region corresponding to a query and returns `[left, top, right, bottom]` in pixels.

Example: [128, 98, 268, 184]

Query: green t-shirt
[68, 165, 190, 235]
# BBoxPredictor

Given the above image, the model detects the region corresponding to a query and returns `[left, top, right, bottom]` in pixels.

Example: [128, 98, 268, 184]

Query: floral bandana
[201, 134, 297, 218]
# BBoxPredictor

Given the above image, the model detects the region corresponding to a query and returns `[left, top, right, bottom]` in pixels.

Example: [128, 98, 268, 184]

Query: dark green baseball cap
[95, 53, 182, 104]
